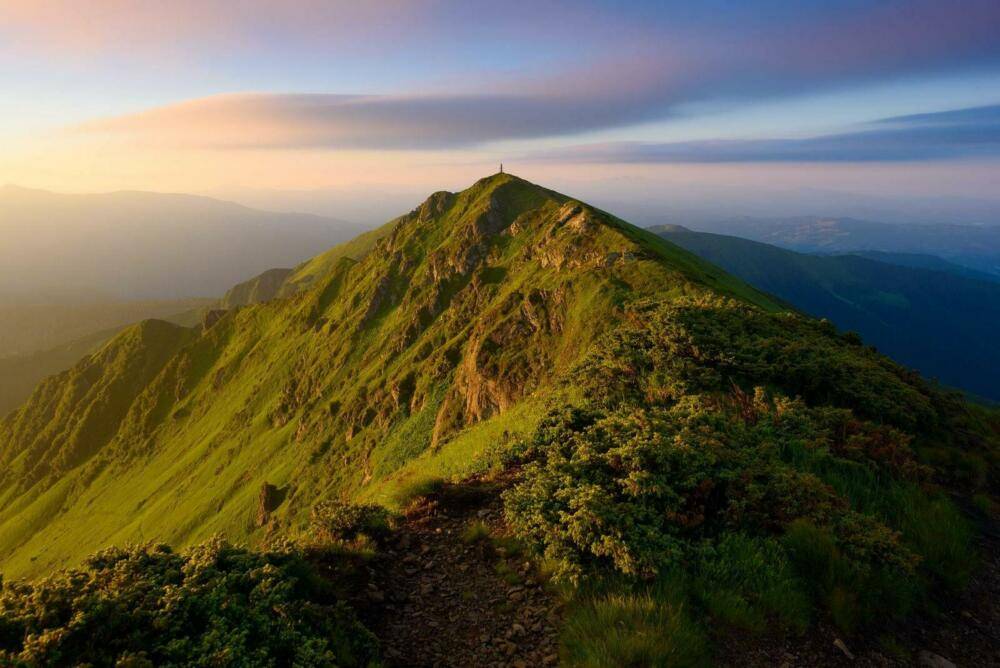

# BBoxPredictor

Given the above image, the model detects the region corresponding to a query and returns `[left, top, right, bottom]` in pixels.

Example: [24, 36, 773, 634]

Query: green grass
[561, 578, 709, 668]
[460, 520, 491, 544]
[388, 475, 445, 510]
[692, 534, 811, 635]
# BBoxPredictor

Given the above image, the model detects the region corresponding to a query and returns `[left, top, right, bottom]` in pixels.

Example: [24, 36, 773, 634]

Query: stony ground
[366, 478, 563, 668]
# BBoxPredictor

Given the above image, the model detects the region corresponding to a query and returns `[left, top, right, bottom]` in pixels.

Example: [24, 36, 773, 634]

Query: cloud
[73, 90, 665, 150]
[0, 1, 433, 55]
[60, 1, 1000, 150]
[527, 105, 1000, 163]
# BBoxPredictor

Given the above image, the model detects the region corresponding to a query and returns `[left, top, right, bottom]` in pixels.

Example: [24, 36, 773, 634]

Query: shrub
[310, 500, 392, 544]
[503, 400, 916, 588]
[0, 538, 378, 666]
[782, 520, 919, 632]
[390, 475, 446, 509]
[461, 520, 492, 544]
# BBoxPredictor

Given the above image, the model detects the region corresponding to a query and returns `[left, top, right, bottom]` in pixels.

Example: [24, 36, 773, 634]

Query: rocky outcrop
[431, 288, 566, 447]
[532, 202, 638, 271]
[256, 482, 286, 527]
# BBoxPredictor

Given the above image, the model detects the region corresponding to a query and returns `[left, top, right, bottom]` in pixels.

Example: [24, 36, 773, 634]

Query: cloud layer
[65, 1, 1000, 151]
[529, 105, 1000, 163]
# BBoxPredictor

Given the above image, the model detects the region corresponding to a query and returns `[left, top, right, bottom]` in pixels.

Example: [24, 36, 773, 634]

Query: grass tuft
[561, 584, 708, 668]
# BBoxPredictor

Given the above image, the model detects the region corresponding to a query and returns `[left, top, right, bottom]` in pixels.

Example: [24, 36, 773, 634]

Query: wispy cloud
[526, 104, 1000, 163]
[61, 1, 1000, 151]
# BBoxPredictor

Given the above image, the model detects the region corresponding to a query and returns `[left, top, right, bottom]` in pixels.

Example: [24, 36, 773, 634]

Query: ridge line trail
[368, 477, 563, 667]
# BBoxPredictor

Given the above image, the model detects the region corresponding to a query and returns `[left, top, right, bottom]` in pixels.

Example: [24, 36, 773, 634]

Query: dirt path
[367, 479, 563, 668]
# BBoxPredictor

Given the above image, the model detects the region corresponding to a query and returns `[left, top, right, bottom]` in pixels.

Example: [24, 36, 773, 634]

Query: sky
[1, 0, 999, 224]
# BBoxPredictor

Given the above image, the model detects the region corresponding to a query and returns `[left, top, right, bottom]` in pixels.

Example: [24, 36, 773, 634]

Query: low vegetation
[0, 538, 378, 667]
[501, 296, 993, 664]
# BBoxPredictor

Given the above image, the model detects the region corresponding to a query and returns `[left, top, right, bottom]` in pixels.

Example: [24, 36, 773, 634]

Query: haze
[1, 0, 999, 225]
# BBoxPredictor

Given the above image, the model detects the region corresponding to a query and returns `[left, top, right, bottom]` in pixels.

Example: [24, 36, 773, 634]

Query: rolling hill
[0, 297, 213, 358]
[844, 250, 1000, 283]
[652, 225, 1000, 401]
[1, 175, 997, 665]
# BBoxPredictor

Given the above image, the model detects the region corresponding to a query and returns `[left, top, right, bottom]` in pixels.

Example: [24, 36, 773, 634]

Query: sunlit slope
[0, 174, 791, 577]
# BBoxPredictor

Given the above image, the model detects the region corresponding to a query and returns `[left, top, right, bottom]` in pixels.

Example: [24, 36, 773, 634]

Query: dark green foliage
[0, 538, 378, 667]
[575, 296, 936, 431]
[781, 520, 919, 632]
[505, 296, 994, 639]
[504, 399, 916, 589]
[691, 534, 810, 634]
[574, 296, 997, 489]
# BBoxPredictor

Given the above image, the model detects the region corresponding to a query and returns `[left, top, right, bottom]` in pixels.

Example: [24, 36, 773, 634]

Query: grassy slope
[0, 174, 782, 578]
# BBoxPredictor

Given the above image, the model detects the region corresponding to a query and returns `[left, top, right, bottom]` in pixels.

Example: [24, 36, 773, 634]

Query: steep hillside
[0, 174, 778, 577]
[1, 175, 998, 666]
[653, 225, 1000, 400]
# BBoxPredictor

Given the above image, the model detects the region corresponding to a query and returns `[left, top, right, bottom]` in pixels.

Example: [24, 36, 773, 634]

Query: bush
[782, 520, 919, 632]
[390, 475, 446, 509]
[0, 538, 379, 666]
[503, 400, 916, 588]
[310, 500, 392, 544]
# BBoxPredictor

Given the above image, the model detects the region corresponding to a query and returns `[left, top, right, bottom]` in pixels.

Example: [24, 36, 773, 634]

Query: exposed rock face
[431, 288, 566, 447]
[533, 202, 636, 271]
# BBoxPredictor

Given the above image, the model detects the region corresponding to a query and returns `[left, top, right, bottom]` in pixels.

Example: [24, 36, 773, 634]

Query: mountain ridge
[1, 174, 998, 667]
[0, 173, 780, 576]
[684, 215, 1000, 277]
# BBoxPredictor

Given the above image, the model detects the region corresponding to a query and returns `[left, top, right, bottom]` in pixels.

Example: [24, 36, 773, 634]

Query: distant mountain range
[0, 185, 370, 300]
[653, 224, 1000, 400]
[686, 216, 1000, 278]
